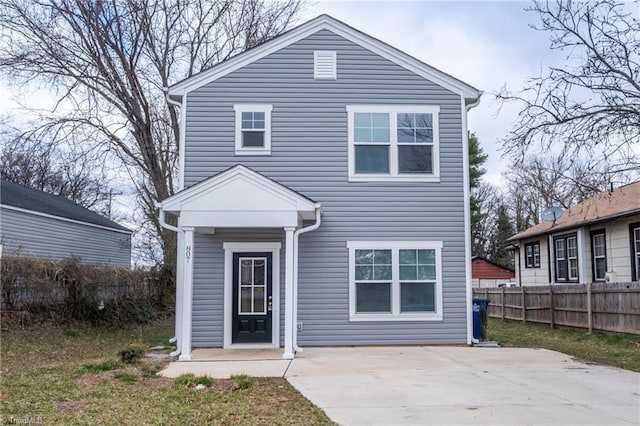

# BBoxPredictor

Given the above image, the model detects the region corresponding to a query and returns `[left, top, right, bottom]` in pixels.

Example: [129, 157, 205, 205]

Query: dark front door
[232, 252, 273, 343]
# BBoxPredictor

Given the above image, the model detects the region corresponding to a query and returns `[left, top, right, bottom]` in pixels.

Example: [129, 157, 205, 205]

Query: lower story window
[590, 230, 607, 282]
[554, 233, 578, 282]
[631, 223, 640, 282]
[348, 241, 443, 321]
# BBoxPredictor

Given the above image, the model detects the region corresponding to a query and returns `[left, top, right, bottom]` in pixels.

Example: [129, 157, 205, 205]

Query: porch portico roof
[159, 165, 319, 228]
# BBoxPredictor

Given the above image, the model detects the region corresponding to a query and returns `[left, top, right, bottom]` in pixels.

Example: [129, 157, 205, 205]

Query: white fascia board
[168, 15, 480, 100]
[0, 204, 132, 235]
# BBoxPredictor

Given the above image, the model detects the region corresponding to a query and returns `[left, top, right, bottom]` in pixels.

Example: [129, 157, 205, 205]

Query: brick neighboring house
[471, 256, 515, 288]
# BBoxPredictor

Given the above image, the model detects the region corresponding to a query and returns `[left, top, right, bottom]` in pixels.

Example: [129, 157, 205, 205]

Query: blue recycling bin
[472, 298, 490, 340]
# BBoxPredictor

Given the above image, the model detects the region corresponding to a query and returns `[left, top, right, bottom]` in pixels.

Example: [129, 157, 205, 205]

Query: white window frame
[234, 104, 272, 155]
[591, 231, 607, 282]
[347, 241, 443, 321]
[346, 105, 440, 182]
[524, 241, 540, 268]
[554, 233, 578, 282]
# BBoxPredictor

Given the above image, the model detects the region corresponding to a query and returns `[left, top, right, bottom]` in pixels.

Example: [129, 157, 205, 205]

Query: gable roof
[1, 179, 131, 233]
[159, 165, 319, 222]
[168, 14, 481, 103]
[508, 181, 640, 242]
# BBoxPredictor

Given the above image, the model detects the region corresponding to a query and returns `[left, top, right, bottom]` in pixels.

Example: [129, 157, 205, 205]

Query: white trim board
[223, 242, 282, 349]
[0, 204, 132, 235]
[168, 15, 480, 100]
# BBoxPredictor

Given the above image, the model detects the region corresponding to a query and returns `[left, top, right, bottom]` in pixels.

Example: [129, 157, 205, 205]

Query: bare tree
[498, 0, 639, 174]
[1, 132, 111, 210]
[503, 154, 630, 231]
[0, 0, 304, 267]
[471, 181, 502, 257]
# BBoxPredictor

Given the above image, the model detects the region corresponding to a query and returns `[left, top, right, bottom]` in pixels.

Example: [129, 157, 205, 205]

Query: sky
[303, 0, 565, 185]
[0, 0, 565, 188]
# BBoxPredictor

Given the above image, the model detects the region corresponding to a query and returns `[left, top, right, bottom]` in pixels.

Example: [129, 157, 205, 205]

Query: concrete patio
[160, 346, 640, 425]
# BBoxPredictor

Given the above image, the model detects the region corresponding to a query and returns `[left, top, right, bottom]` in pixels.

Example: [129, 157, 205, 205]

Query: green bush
[118, 344, 145, 364]
[231, 374, 254, 390]
[174, 373, 214, 388]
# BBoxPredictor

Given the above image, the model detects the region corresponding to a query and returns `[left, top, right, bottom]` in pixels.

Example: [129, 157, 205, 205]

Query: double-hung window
[347, 105, 440, 182]
[234, 104, 272, 155]
[631, 223, 640, 282]
[554, 233, 578, 282]
[347, 241, 443, 321]
[590, 230, 607, 282]
[524, 241, 540, 268]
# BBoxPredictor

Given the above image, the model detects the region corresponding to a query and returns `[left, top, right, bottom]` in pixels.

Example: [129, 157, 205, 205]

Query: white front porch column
[179, 227, 195, 361]
[172, 227, 184, 348]
[283, 226, 296, 359]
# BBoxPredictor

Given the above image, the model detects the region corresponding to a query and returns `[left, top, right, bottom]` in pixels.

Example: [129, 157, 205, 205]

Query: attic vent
[314, 50, 337, 80]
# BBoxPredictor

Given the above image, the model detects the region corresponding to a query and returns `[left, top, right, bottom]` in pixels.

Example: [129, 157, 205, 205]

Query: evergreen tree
[490, 204, 514, 268]
[469, 133, 488, 256]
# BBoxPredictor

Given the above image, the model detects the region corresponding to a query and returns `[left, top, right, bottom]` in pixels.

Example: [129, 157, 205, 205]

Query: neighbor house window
[631, 223, 640, 282]
[347, 241, 443, 321]
[234, 104, 272, 155]
[524, 241, 540, 268]
[590, 230, 607, 282]
[554, 233, 578, 282]
[346, 105, 440, 182]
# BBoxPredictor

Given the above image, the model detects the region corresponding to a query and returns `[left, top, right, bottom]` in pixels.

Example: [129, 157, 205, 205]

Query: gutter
[291, 204, 322, 354]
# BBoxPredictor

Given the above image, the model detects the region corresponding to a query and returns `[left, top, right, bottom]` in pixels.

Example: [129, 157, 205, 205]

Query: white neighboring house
[508, 181, 640, 286]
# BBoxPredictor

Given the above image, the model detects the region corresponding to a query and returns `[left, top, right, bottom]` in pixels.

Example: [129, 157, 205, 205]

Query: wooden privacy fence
[473, 282, 640, 335]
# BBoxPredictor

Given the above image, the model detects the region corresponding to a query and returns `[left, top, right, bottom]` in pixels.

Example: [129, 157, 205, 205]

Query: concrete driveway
[288, 346, 639, 425]
[162, 346, 640, 425]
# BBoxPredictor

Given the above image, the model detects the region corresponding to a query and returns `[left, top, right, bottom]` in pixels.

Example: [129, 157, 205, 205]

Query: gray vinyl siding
[185, 30, 468, 345]
[0, 207, 131, 268]
[192, 229, 286, 347]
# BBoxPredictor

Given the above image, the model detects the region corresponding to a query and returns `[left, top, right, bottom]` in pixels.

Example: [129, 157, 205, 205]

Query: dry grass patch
[1, 319, 334, 425]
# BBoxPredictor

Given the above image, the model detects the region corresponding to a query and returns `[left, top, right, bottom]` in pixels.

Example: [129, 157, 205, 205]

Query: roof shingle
[1, 180, 131, 232]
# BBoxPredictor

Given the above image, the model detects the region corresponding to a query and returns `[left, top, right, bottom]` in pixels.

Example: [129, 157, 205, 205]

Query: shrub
[118, 344, 145, 364]
[231, 374, 254, 390]
[174, 374, 214, 388]
[1, 256, 174, 327]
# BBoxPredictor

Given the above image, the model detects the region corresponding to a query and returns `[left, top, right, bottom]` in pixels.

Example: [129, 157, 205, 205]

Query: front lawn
[487, 317, 640, 372]
[1, 318, 333, 425]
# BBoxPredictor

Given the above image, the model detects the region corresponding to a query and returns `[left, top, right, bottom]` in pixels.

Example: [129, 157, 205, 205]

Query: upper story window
[234, 104, 272, 155]
[346, 105, 440, 182]
[524, 241, 540, 268]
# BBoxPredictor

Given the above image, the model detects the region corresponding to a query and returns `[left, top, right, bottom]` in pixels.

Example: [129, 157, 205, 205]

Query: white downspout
[161, 88, 183, 355]
[292, 205, 322, 354]
[156, 202, 182, 358]
[463, 92, 483, 346]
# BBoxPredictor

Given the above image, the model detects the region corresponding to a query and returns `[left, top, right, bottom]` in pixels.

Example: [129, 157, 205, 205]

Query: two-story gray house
[158, 15, 481, 360]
